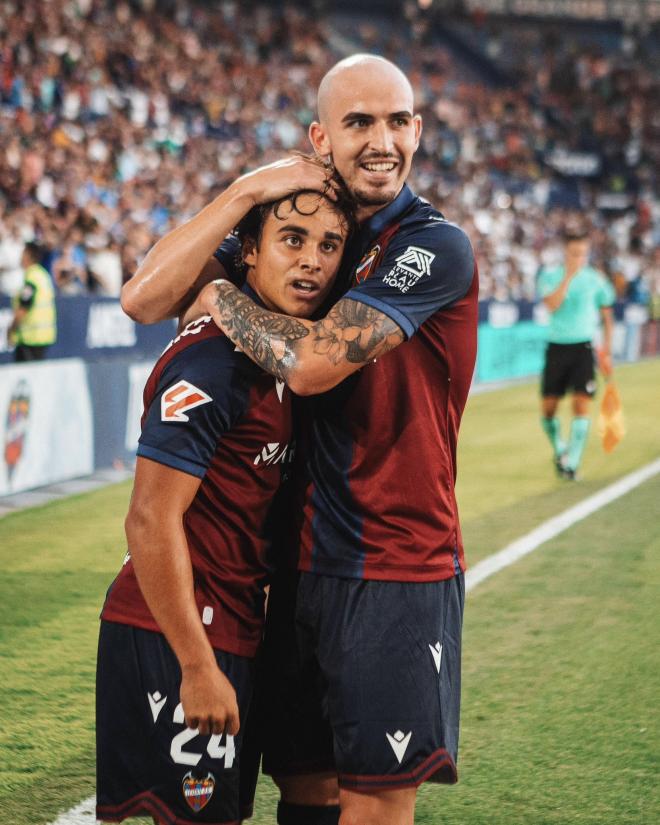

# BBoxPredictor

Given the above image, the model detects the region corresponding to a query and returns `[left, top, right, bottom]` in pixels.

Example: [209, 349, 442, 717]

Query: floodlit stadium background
[0, 1, 658, 823]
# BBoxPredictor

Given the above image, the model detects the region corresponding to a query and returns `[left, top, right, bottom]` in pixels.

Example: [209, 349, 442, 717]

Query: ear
[242, 237, 257, 268]
[309, 121, 332, 158]
[413, 114, 422, 150]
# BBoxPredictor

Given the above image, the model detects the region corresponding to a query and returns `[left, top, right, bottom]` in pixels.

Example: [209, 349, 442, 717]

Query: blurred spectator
[0, 0, 657, 305]
[8, 240, 57, 361]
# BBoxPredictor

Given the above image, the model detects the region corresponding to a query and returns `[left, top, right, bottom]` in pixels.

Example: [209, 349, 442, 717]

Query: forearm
[601, 307, 614, 352]
[121, 182, 253, 324]
[127, 512, 216, 670]
[202, 280, 404, 395]
[543, 276, 573, 312]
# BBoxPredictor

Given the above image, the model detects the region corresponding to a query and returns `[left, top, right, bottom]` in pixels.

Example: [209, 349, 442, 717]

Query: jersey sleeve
[18, 282, 37, 309]
[138, 337, 247, 478]
[342, 221, 475, 338]
[213, 232, 243, 284]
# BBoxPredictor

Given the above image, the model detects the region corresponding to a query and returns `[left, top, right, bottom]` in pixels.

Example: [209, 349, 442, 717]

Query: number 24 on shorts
[169, 702, 236, 768]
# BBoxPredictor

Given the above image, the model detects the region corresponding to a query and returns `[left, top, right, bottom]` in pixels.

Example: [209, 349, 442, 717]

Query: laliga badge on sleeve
[182, 771, 215, 812]
[598, 381, 625, 453]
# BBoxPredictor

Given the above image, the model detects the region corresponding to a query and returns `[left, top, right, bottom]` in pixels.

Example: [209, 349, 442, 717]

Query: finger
[226, 707, 240, 737]
[211, 717, 226, 736]
[197, 717, 211, 736]
[186, 715, 199, 731]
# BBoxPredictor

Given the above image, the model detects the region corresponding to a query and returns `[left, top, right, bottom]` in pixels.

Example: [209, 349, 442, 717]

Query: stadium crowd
[0, 0, 658, 304]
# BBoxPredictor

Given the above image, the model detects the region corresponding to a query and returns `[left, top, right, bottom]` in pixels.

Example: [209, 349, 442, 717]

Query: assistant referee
[537, 229, 615, 479]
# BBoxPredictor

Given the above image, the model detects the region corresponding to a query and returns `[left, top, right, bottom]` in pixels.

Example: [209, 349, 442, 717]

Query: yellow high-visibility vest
[12, 264, 57, 346]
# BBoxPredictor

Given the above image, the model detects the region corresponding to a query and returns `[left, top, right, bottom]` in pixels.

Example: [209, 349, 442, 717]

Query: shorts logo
[355, 244, 381, 283]
[383, 246, 435, 293]
[147, 690, 167, 723]
[161, 380, 212, 422]
[429, 642, 442, 674]
[386, 729, 412, 764]
[182, 771, 215, 812]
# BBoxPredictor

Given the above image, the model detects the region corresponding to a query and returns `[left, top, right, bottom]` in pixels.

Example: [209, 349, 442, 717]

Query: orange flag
[598, 381, 625, 453]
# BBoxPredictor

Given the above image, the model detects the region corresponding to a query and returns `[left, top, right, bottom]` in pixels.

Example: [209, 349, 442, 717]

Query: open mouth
[291, 279, 320, 296]
[360, 160, 398, 174]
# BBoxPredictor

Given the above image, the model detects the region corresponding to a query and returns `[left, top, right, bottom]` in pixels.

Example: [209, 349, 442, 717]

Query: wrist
[226, 176, 259, 210]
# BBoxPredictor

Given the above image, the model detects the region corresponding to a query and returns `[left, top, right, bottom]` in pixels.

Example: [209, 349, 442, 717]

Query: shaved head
[317, 54, 414, 123]
[310, 53, 421, 217]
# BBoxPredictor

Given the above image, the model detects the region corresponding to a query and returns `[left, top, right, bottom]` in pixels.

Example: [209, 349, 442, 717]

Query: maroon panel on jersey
[293, 187, 479, 582]
[102, 314, 293, 657]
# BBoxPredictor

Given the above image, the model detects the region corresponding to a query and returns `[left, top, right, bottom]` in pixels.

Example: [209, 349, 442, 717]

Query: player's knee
[338, 788, 416, 825]
[274, 772, 339, 806]
[277, 800, 340, 825]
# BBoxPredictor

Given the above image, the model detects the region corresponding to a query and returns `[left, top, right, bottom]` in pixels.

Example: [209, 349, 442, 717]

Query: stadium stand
[0, 0, 657, 307]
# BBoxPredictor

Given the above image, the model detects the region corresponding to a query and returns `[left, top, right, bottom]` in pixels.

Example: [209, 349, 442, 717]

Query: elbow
[125, 502, 160, 554]
[121, 281, 152, 324]
[285, 366, 337, 397]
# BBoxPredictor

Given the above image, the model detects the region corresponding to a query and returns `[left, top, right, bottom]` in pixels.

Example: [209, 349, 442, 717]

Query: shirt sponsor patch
[383, 245, 435, 293]
[161, 379, 212, 422]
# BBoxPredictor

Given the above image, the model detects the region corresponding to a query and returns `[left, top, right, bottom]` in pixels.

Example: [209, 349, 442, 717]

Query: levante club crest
[354, 244, 381, 283]
[4, 379, 31, 484]
[182, 771, 215, 812]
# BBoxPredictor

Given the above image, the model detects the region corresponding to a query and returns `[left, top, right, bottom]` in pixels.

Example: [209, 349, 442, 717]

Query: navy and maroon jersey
[294, 185, 478, 582]
[101, 299, 293, 657]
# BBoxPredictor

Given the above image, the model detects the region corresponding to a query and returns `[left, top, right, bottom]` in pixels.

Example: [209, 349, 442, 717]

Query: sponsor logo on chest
[383, 245, 435, 293]
[253, 441, 295, 467]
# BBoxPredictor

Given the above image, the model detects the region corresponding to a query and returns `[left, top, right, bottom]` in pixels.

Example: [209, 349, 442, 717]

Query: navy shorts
[258, 570, 465, 792]
[96, 621, 256, 825]
[542, 341, 596, 398]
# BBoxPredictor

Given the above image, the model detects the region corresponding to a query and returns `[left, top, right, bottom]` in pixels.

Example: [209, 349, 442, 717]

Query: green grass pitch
[1, 359, 659, 824]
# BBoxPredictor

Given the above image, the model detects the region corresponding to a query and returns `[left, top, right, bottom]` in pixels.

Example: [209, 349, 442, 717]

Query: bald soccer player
[123, 55, 478, 825]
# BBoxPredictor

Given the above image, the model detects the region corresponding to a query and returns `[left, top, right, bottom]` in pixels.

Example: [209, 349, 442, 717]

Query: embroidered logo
[429, 642, 442, 674]
[182, 771, 215, 812]
[161, 380, 212, 422]
[386, 729, 412, 764]
[355, 244, 381, 283]
[383, 245, 435, 293]
[147, 690, 167, 723]
[253, 441, 295, 466]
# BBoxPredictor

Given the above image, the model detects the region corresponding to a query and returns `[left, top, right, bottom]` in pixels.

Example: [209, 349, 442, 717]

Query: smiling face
[310, 55, 422, 219]
[244, 193, 348, 318]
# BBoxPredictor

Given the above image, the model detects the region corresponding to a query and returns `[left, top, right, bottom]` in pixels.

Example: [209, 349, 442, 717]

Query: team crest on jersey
[383, 246, 435, 293]
[161, 380, 212, 422]
[4, 380, 30, 484]
[182, 771, 215, 812]
[354, 244, 381, 283]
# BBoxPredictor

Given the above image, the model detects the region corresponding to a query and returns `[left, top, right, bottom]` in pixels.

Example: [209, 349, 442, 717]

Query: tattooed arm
[199, 280, 405, 395]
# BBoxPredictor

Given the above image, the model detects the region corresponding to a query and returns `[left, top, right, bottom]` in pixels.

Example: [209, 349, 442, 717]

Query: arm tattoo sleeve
[212, 282, 310, 381]
[213, 282, 404, 380]
[311, 299, 405, 364]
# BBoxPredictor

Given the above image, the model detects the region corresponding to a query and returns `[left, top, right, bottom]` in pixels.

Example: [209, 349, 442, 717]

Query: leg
[541, 395, 567, 472]
[564, 392, 592, 476]
[339, 786, 416, 825]
[540, 343, 569, 469]
[274, 772, 340, 824]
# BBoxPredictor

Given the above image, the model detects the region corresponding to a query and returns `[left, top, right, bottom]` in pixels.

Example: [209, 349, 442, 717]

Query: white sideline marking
[48, 458, 660, 825]
[466, 457, 660, 593]
[48, 796, 97, 824]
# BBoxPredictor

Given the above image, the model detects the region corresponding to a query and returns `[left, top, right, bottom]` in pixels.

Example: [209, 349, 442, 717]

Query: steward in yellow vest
[9, 242, 57, 362]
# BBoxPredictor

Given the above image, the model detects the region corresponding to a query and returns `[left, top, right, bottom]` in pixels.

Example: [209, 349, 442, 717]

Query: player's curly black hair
[230, 156, 357, 273]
